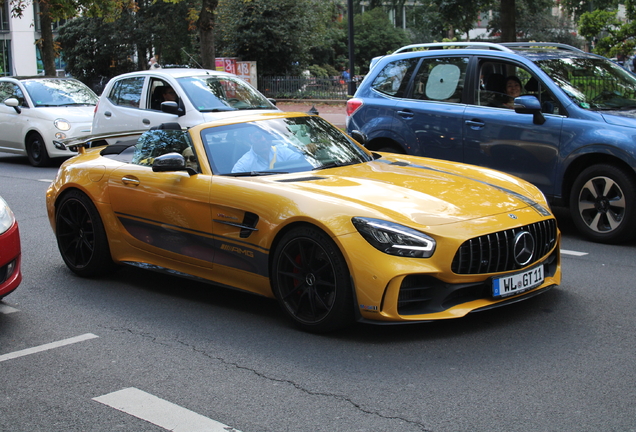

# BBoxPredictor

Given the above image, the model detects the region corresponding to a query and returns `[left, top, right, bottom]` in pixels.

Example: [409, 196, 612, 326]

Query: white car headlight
[54, 118, 71, 131]
[352, 217, 436, 258]
[0, 196, 16, 235]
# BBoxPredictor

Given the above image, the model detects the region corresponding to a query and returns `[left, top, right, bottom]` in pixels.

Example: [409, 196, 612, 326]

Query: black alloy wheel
[272, 226, 354, 333]
[26, 133, 51, 167]
[570, 164, 636, 243]
[55, 190, 115, 277]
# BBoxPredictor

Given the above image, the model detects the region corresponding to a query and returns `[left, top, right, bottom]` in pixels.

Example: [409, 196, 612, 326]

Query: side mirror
[268, 98, 277, 106]
[350, 130, 367, 145]
[514, 95, 546, 125]
[161, 101, 185, 117]
[152, 152, 187, 172]
[4, 98, 21, 114]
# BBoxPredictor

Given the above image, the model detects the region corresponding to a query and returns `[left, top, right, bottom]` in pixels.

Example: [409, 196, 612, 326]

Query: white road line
[0, 304, 19, 314]
[38, 179, 53, 183]
[94, 387, 241, 432]
[0, 333, 98, 362]
[561, 249, 588, 256]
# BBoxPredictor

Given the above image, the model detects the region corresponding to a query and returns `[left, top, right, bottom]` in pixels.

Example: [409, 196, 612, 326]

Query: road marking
[93, 387, 241, 432]
[561, 249, 588, 256]
[0, 333, 98, 362]
[0, 304, 19, 314]
[38, 179, 54, 183]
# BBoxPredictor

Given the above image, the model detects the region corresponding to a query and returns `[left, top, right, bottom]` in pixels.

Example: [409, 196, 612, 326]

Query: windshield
[537, 56, 636, 110]
[201, 116, 372, 175]
[23, 79, 98, 107]
[177, 75, 276, 112]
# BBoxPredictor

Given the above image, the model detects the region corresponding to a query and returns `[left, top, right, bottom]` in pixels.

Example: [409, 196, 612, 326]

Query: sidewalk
[277, 100, 347, 129]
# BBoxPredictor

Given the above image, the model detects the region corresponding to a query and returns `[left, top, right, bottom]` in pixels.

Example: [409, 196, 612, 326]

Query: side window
[107, 77, 145, 108]
[411, 57, 469, 103]
[371, 58, 419, 97]
[132, 129, 191, 167]
[0, 82, 26, 106]
[148, 79, 178, 110]
[477, 61, 562, 114]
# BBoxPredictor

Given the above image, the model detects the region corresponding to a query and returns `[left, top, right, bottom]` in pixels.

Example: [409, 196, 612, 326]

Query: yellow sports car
[46, 112, 561, 332]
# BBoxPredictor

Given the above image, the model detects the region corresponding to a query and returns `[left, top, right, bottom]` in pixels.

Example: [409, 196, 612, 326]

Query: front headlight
[0, 196, 16, 235]
[54, 118, 71, 131]
[352, 217, 436, 258]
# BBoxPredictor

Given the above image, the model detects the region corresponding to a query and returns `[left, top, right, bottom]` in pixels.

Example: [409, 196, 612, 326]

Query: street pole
[347, 0, 356, 97]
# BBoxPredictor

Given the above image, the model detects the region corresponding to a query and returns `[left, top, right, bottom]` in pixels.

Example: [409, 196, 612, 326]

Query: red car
[0, 195, 21, 299]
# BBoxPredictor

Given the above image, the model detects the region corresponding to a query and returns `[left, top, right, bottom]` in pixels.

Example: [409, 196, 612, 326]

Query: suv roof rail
[499, 42, 585, 52]
[392, 42, 514, 54]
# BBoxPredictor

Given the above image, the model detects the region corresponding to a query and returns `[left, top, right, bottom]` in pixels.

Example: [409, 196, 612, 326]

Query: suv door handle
[465, 119, 485, 129]
[397, 110, 414, 119]
[104, 111, 112, 118]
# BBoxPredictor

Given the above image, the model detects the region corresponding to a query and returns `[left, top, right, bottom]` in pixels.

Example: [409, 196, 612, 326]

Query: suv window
[108, 77, 145, 108]
[411, 57, 468, 103]
[371, 58, 419, 97]
[477, 60, 563, 114]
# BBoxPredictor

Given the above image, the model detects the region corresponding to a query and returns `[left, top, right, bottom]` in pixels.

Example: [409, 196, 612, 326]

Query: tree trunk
[197, 0, 219, 69]
[500, 0, 516, 42]
[38, 1, 57, 76]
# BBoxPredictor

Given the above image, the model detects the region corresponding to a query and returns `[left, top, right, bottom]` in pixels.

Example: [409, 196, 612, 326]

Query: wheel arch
[366, 135, 406, 153]
[561, 152, 636, 207]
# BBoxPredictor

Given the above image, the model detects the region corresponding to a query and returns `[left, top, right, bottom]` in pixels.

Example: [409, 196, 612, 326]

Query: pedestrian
[148, 56, 162, 70]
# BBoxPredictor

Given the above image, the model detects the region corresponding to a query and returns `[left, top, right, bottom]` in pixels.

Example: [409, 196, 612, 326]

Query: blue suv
[347, 42, 636, 244]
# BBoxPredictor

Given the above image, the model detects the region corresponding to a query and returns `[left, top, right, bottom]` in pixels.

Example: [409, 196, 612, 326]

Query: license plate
[492, 265, 544, 298]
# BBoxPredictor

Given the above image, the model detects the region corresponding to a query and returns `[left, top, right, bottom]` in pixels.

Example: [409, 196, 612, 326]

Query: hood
[600, 110, 636, 128]
[37, 106, 95, 122]
[276, 158, 548, 227]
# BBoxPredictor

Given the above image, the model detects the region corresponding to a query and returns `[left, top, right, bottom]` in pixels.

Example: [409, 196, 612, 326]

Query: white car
[91, 69, 280, 135]
[0, 77, 98, 166]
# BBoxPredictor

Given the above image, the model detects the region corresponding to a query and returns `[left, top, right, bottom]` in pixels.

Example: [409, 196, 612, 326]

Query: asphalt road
[1, 153, 635, 432]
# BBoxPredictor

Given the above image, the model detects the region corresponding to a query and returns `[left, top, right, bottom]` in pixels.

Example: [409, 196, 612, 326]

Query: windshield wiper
[313, 161, 355, 170]
[199, 107, 237, 112]
[226, 171, 289, 177]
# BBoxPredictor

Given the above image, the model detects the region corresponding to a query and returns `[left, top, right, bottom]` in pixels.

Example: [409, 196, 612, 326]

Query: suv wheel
[569, 164, 636, 243]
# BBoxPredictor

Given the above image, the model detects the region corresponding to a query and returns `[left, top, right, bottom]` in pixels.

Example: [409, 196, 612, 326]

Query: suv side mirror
[514, 95, 546, 125]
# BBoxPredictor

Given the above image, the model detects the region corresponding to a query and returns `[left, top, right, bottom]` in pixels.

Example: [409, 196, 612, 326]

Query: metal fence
[258, 76, 349, 100]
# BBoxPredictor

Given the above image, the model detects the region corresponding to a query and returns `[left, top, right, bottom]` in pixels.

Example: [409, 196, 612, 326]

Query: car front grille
[451, 218, 557, 275]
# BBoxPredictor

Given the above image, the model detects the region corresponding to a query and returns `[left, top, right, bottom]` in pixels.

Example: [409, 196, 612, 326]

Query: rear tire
[272, 226, 354, 333]
[569, 164, 636, 243]
[55, 190, 116, 277]
[26, 133, 51, 167]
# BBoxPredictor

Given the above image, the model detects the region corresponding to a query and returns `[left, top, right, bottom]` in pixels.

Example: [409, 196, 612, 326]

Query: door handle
[142, 118, 150, 125]
[465, 119, 485, 129]
[121, 176, 140, 186]
[397, 110, 414, 119]
[104, 111, 112, 118]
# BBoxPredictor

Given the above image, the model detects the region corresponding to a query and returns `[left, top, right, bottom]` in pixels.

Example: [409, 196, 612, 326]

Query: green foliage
[56, 0, 193, 91]
[307, 65, 329, 78]
[56, 16, 136, 90]
[351, 8, 411, 73]
[216, 0, 331, 75]
[578, 9, 636, 58]
[560, 0, 619, 20]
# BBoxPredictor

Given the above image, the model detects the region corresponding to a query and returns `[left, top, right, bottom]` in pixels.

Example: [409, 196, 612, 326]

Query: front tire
[272, 226, 354, 333]
[26, 133, 51, 167]
[55, 190, 115, 277]
[569, 164, 636, 243]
